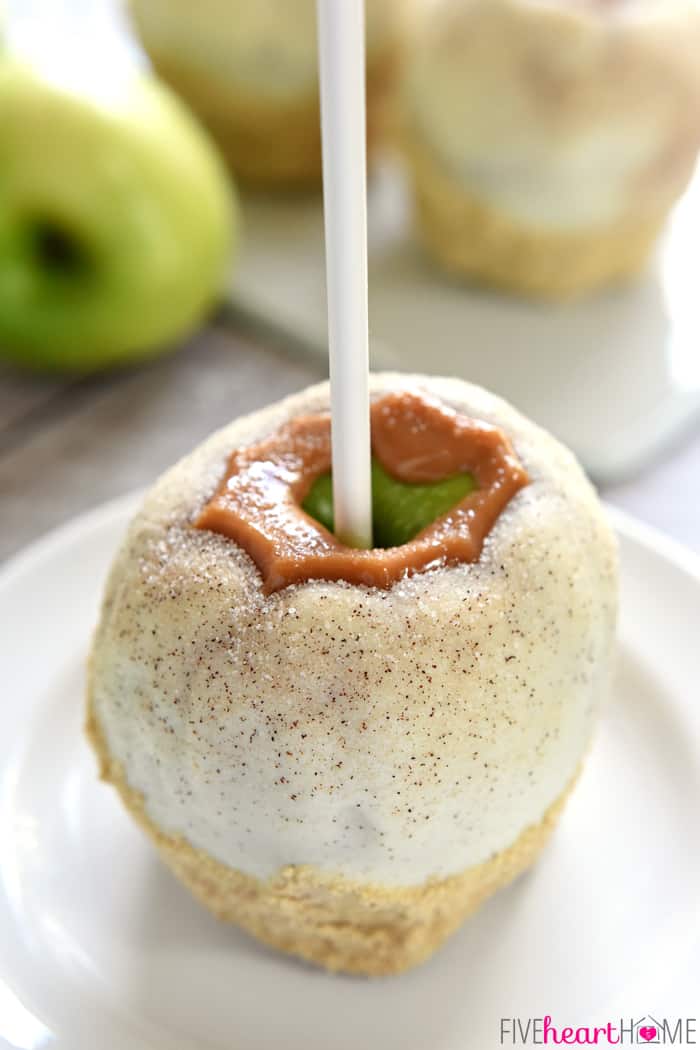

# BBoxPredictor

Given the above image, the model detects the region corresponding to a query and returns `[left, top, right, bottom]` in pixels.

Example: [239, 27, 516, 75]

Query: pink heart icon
[639, 1027, 657, 1042]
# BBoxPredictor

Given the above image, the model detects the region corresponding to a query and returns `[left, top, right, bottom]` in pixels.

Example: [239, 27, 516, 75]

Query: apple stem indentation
[30, 220, 90, 278]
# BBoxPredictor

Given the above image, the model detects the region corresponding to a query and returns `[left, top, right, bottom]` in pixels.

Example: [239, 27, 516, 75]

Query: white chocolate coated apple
[89, 375, 617, 887]
[403, 0, 700, 231]
[130, 0, 404, 99]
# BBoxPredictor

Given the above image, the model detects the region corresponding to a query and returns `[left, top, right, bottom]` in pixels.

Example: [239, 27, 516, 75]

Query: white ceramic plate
[1, 496, 699, 1050]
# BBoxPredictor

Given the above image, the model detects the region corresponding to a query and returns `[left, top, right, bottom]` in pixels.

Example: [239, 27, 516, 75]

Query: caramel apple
[128, 0, 409, 186]
[401, 0, 700, 298]
[87, 374, 617, 974]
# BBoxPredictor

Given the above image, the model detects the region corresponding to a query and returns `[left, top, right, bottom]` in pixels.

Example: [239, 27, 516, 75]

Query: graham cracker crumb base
[144, 45, 401, 187]
[86, 694, 578, 976]
[403, 133, 664, 300]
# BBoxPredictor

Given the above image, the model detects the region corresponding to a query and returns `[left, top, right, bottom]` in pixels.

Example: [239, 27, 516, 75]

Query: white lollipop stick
[317, 0, 373, 549]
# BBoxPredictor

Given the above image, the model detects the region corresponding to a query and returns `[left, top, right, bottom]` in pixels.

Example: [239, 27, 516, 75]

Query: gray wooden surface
[0, 321, 323, 562]
[1, 317, 698, 564]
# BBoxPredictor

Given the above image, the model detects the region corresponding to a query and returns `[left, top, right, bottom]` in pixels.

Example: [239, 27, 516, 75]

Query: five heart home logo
[499, 1013, 697, 1045]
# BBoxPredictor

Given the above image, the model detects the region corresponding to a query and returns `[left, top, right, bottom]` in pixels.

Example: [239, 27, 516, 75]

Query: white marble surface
[605, 425, 700, 553]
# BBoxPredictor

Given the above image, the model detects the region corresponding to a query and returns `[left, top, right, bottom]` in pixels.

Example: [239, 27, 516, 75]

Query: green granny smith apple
[303, 459, 476, 548]
[0, 59, 235, 372]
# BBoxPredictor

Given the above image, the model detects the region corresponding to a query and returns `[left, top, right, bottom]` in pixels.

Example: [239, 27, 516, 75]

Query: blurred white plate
[1, 496, 699, 1050]
[230, 161, 700, 485]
